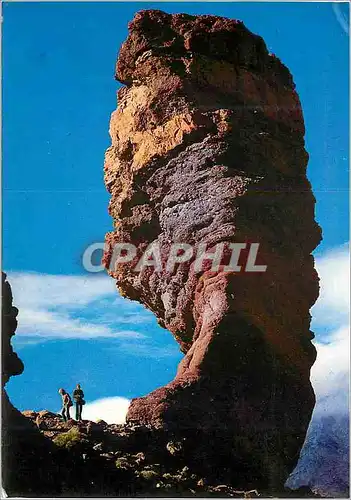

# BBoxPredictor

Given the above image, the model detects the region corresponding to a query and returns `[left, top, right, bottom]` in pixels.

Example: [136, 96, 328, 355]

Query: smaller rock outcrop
[2, 272, 24, 385]
[1, 272, 61, 496]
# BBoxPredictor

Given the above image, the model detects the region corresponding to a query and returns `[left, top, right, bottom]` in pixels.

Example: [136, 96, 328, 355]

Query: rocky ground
[5, 409, 320, 498]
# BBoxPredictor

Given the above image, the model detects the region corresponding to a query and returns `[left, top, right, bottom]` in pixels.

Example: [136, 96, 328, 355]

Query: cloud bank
[310, 244, 349, 416]
[311, 244, 349, 329]
[83, 397, 130, 425]
[8, 272, 151, 341]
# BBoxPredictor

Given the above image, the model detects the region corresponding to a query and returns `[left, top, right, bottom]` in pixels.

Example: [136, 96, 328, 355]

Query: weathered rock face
[104, 9, 321, 490]
[2, 272, 24, 386]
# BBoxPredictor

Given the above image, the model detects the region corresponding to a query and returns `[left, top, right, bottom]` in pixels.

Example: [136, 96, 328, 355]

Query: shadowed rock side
[104, 9, 322, 490]
[1, 273, 60, 496]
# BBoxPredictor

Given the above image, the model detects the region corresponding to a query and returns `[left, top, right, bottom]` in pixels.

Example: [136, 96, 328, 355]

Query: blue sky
[2, 2, 349, 420]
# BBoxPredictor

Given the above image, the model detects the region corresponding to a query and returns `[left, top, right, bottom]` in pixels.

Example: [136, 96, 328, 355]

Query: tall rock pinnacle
[104, 9, 321, 489]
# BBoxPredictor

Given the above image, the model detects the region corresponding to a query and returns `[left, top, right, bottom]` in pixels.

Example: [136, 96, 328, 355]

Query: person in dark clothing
[73, 384, 85, 421]
[58, 388, 72, 422]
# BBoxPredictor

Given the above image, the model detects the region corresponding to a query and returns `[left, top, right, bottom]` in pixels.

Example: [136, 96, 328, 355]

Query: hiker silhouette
[58, 388, 72, 422]
[73, 384, 85, 421]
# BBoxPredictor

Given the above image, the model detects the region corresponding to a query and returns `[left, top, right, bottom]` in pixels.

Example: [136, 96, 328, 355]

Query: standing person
[73, 384, 85, 421]
[58, 388, 72, 422]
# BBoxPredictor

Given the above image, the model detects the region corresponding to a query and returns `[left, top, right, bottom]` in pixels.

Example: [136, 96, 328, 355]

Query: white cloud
[312, 244, 350, 327]
[7, 272, 148, 341]
[83, 396, 130, 424]
[18, 308, 144, 340]
[311, 244, 350, 416]
[312, 325, 349, 416]
[9, 272, 116, 309]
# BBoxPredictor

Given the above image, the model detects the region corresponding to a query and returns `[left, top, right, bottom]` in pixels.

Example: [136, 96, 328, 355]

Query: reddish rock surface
[104, 9, 321, 489]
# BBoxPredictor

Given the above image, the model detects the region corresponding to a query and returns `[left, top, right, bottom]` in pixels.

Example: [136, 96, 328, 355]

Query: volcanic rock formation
[104, 9, 322, 489]
[2, 273, 61, 496]
[2, 272, 24, 385]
